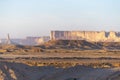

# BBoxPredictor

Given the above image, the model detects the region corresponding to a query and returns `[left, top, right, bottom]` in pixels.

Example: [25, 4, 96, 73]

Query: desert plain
[1, 40, 120, 80]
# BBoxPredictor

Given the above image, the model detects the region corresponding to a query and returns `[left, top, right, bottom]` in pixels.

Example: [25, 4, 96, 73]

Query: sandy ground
[1, 50, 120, 80]
[0, 61, 120, 80]
[1, 50, 120, 58]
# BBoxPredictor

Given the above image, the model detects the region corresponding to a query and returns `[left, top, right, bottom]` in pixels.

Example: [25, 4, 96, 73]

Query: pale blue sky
[0, 0, 120, 38]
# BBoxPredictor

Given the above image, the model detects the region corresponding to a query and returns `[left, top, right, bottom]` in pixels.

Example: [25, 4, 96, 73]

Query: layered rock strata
[50, 31, 120, 42]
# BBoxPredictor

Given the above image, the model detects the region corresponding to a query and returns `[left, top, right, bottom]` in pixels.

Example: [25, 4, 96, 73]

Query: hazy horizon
[0, 0, 120, 38]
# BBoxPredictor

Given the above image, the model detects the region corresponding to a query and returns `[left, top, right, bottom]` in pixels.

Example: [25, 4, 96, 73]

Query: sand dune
[41, 66, 120, 80]
[0, 62, 62, 80]
[0, 62, 120, 80]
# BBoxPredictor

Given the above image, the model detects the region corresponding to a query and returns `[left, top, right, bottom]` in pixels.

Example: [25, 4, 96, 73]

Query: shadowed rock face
[43, 40, 101, 49]
[50, 31, 120, 42]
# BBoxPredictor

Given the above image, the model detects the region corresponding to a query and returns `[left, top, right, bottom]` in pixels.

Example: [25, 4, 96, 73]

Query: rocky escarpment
[41, 40, 101, 49]
[50, 31, 120, 42]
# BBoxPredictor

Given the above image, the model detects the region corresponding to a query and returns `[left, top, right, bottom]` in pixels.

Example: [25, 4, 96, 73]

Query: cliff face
[50, 31, 120, 42]
[37, 36, 50, 44]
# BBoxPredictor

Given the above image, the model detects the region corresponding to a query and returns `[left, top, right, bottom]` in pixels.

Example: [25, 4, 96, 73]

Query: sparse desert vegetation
[1, 40, 120, 80]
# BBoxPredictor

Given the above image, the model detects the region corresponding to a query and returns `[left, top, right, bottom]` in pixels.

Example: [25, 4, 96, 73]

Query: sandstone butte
[50, 31, 120, 42]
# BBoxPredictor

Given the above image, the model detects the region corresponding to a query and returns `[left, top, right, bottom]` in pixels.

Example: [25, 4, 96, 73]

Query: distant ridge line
[50, 31, 120, 42]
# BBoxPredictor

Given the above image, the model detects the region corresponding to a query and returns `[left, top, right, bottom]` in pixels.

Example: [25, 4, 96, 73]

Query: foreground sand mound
[0, 62, 120, 80]
[41, 66, 120, 80]
[0, 62, 62, 80]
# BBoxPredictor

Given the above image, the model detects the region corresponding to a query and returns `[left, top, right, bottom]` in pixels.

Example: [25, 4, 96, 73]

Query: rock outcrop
[43, 40, 101, 49]
[37, 36, 50, 44]
[50, 31, 120, 42]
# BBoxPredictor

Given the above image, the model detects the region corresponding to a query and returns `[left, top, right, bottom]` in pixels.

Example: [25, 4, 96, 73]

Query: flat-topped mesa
[50, 31, 120, 42]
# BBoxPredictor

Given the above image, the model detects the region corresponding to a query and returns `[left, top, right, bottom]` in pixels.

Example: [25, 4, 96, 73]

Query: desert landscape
[1, 0, 120, 79]
[1, 37, 120, 80]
